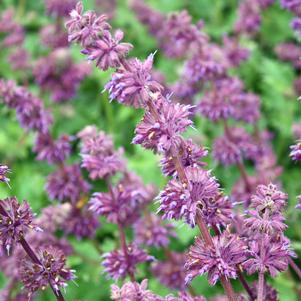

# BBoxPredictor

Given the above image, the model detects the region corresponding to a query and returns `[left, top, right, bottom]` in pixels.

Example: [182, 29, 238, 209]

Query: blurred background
[1, 0, 301, 300]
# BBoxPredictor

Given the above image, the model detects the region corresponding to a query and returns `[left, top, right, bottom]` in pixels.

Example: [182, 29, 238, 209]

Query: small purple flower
[296, 195, 301, 209]
[78, 126, 125, 179]
[133, 98, 193, 152]
[167, 292, 206, 301]
[159, 166, 219, 227]
[102, 245, 153, 280]
[151, 252, 186, 290]
[200, 194, 233, 228]
[291, 18, 301, 36]
[64, 207, 100, 239]
[111, 279, 160, 301]
[34, 132, 71, 164]
[198, 77, 243, 122]
[66, 2, 111, 46]
[134, 213, 175, 248]
[185, 233, 247, 285]
[46, 164, 90, 203]
[90, 183, 145, 226]
[290, 141, 301, 161]
[157, 10, 206, 58]
[45, 0, 77, 17]
[243, 235, 289, 276]
[0, 164, 10, 186]
[19, 246, 75, 295]
[250, 183, 287, 212]
[82, 30, 132, 70]
[160, 139, 208, 177]
[0, 197, 41, 253]
[105, 54, 163, 108]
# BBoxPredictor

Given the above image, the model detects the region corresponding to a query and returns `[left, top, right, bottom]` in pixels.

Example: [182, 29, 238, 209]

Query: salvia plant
[1, 0, 301, 301]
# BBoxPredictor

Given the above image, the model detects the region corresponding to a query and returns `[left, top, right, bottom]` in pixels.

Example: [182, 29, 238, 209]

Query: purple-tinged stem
[257, 272, 265, 301]
[289, 257, 301, 279]
[105, 177, 136, 282]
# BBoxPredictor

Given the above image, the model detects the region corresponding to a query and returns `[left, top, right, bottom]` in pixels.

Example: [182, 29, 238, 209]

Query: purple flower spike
[20, 246, 75, 295]
[159, 166, 219, 227]
[0, 164, 10, 186]
[0, 197, 41, 253]
[82, 30, 133, 70]
[102, 245, 153, 280]
[34, 132, 71, 165]
[105, 54, 163, 108]
[133, 98, 193, 152]
[185, 233, 247, 285]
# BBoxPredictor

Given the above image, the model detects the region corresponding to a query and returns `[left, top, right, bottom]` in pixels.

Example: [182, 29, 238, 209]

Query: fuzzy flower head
[185, 233, 247, 285]
[151, 252, 186, 290]
[133, 97, 193, 153]
[243, 235, 290, 277]
[90, 178, 151, 226]
[79, 127, 125, 179]
[20, 246, 75, 296]
[82, 30, 133, 70]
[0, 164, 10, 186]
[159, 166, 219, 227]
[0, 197, 41, 253]
[160, 139, 208, 177]
[111, 279, 161, 301]
[105, 54, 163, 108]
[102, 245, 153, 280]
[134, 213, 175, 248]
[34, 132, 71, 165]
[250, 183, 287, 213]
[46, 164, 90, 204]
[66, 1, 111, 46]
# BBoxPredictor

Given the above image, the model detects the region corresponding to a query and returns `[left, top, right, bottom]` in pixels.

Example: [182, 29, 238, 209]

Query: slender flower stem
[289, 257, 301, 279]
[257, 272, 265, 301]
[105, 177, 136, 282]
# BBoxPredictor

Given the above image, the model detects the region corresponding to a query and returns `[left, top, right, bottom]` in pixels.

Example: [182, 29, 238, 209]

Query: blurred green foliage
[1, 0, 301, 300]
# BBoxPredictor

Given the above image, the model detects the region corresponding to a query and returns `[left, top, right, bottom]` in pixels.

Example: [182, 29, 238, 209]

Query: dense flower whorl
[134, 213, 175, 248]
[66, 1, 111, 46]
[290, 141, 301, 161]
[34, 132, 71, 165]
[102, 245, 153, 280]
[19, 247, 75, 295]
[159, 166, 219, 227]
[79, 126, 125, 179]
[46, 164, 90, 203]
[105, 54, 163, 108]
[151, 252, 186, 290]
[0, 197, 41, 253]
[111, 279, 161, 301]
[45, 0, 77, 17]
[167, 292, 206, 301]
[133, 98, 193, 152]
[185, 233, 247, 285]
[160, 139, 208, 177]
[82, 30, 133, 70]
[250, 183, 287, 212]
[243, 235, 290, 277]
